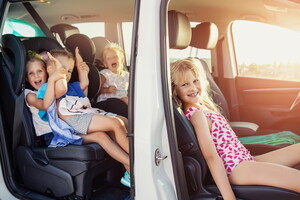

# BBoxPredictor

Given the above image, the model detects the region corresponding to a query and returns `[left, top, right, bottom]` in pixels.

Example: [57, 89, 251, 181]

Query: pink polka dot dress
[185, 107, 254, 176]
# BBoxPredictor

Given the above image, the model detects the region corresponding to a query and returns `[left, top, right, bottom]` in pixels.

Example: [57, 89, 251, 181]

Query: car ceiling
[7, 0, 300, 32]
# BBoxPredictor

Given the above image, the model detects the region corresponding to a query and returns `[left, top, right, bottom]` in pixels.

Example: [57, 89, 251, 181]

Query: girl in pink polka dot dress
[171, 58, 300, 200]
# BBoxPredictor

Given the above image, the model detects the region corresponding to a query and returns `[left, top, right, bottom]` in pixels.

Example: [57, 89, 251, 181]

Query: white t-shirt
[97, 69, 129, 102]
[24, 89, 52, 136]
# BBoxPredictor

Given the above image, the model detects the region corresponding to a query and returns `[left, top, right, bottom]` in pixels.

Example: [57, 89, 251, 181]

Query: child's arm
[75, 47, 89, 96]
[190, 111, 236, 200]
[47, 52, 68, 99]
[99, 74, 117, 94]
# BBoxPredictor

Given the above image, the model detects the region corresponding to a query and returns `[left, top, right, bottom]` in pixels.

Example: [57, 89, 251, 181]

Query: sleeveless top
[185, 107, 254, 176]
[97, 69, 129, 102]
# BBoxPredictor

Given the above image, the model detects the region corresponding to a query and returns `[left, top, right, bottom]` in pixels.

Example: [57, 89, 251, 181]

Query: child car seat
[64, 33, 100, 102]
[64, 32, 128, 117]
[50, 23, 80, 46]
[0, 34, 122, 199]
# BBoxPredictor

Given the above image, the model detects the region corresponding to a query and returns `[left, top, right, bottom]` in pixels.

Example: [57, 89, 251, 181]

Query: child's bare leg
[80, 132, 130, 173]
[88, 115, 129, 153]
[254, 143, 300, 167]
[229, 160, 300, 193]
[117, 115, 128, 129]
[121, 97, 128, 105]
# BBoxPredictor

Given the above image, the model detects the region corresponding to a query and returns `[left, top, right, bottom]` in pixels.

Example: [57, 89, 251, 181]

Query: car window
[3, 17, 45, 37]
[72, 22, 105, 38]
[121, 22, 133, 66]
[232, 20, 300, 81]
[169, 22, 212, 71]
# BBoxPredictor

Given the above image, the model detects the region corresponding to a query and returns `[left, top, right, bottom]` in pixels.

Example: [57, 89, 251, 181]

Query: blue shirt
[37, 81, 85, 121]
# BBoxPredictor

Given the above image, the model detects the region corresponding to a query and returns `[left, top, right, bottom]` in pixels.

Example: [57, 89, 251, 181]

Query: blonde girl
[97, 43, 129, 104]
[171, 58, 300, 200]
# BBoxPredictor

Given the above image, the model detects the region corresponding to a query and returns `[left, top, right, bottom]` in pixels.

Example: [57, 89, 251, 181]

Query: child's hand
[78, 61, 90, 73]
[108, 85, 117, 94]
[75, 47, 89, 73]
[75, 46, 84, 67]
[49, 67, 67, 82]
[47, 52, 63, 75]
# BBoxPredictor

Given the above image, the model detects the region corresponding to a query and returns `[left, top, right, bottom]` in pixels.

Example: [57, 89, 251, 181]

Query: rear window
[3, 18, 45, 37]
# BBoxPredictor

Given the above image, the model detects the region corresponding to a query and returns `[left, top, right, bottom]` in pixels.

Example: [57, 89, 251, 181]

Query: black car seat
[91, 36, 110, 71]
[190, 22, 279, 137]
[0, 34, 122, 199]
[169, 12, 300, 199]
[64, 33, 100, 102]
[65, 33, 96, 65]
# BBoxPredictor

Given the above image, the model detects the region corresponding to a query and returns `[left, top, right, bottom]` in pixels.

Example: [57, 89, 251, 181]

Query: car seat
[91, 36, 110, 71]
[169, 12, 300, 200]
[64, 32, 128, 117]
[50, 23, 80, 46]
[0, 34, 122, 199]
[64, 33, 100, 102]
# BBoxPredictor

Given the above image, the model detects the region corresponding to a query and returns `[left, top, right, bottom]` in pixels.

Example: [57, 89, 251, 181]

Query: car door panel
[236, 76, 300, 134]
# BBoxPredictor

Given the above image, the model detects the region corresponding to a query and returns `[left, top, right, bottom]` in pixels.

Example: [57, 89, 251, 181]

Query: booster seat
[0, 34, 122, 199]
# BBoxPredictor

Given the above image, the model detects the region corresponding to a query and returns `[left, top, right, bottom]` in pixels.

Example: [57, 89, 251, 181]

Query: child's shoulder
[185, 107, 204, 120]
[25, 88, 36, 95]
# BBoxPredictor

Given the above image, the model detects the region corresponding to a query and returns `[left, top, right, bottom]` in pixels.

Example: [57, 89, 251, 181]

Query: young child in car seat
[171, 58, 300, 199]
[41, 48, 131, 187]
[25, 51, 66, 146]
[97, 43, 129, 104]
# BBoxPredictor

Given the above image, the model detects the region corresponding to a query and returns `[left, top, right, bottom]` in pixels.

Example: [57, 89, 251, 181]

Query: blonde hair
[101, 42, 126, 71]
[26, 50, 46, 71]
[170, 58, 220, 112]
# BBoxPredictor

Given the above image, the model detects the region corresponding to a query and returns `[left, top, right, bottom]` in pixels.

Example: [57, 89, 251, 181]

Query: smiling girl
[171, 58, 300, 200]
[25, 51, 66, 145]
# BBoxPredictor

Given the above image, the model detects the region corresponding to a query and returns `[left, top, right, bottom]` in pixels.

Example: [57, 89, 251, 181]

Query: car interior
[1, 0, 300, 200]
[169, 8, 300, 200]
[0, 1, 132, 199]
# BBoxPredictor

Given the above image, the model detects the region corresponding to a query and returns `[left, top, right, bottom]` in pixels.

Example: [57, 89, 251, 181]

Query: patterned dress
[185, 107, 255, 176]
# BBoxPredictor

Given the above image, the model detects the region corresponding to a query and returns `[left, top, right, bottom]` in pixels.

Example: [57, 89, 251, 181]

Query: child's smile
[34, 79, 44, 88]
[26, 60, 47, 90]
[104, 49, 124, 74]
[176, 70, 201, 105]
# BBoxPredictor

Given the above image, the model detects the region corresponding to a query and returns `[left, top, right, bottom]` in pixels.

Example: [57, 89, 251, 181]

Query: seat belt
[216, 37, 225, 92]
[12, 91, 25, 166]
[23, 2, 56, 40]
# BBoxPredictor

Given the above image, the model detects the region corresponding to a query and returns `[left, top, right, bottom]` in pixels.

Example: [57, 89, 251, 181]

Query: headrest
[69, 63, 100, 101]
[168, 10, 191, 49]
[50, 24, 80, 45]
[22, 37, 63, 53]
[1, 34, 26, 95]
[65, 33, 96, 64]
[190, 22, 218, 50]
[92, 37, 110, 67]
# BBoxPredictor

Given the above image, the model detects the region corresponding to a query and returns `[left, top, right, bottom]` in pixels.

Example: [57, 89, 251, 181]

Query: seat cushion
[33, 143, 106, 161]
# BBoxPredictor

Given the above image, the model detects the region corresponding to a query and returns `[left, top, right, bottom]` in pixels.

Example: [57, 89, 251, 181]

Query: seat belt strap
[23, 2, 56, 40]
[216, 37, 225, 92]
[12, 92, 24, 165]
